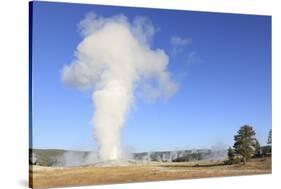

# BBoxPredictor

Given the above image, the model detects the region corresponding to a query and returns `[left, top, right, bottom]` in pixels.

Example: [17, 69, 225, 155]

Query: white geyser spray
[62, 13, 178, 161]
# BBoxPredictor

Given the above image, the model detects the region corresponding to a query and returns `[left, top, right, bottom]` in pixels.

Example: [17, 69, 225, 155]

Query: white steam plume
[62, 13, 178, 161]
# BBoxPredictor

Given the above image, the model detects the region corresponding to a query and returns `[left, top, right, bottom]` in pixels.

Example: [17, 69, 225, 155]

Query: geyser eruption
[62, 13, 178, 161]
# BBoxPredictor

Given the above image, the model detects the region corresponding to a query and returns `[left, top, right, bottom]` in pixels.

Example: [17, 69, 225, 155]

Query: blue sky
[31, 2, 271, 152]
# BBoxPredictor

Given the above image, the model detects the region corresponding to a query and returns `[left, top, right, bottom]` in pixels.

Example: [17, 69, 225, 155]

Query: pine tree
[267, 129, 272, 145]
[233, 125, 256, 164]
[227, 147, 235, 162]
[254, 139, 261, 157]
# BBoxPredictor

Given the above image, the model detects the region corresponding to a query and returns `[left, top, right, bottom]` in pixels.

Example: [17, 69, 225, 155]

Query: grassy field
[30, 157, 271, 189]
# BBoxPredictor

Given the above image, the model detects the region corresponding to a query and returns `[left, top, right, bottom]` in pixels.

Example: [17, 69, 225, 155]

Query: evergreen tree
[227, 147, 235, 162]
[233, 125, 256, 164]
[267, 129, 272, 145]
[254, 139, 261, 157]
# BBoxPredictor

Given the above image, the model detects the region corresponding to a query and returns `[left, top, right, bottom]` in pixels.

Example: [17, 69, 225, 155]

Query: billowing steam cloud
[62, 13, 178, 161]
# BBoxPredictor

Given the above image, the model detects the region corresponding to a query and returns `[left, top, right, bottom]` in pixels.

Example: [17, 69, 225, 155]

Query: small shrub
[224, 158, 241, 165]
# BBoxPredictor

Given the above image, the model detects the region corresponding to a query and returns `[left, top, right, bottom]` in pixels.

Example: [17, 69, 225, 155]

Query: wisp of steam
[62, 13, 178, 161]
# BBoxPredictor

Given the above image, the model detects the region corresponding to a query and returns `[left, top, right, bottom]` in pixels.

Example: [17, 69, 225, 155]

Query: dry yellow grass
[30, 157, 271, 189]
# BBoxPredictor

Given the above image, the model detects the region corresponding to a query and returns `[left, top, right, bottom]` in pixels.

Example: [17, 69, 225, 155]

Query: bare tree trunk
[243, 157, 246, 165]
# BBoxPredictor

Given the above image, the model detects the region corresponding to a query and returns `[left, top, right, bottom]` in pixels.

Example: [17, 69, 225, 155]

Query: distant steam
[55, 151, 98, 167]
[62, 13, 178, 161]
